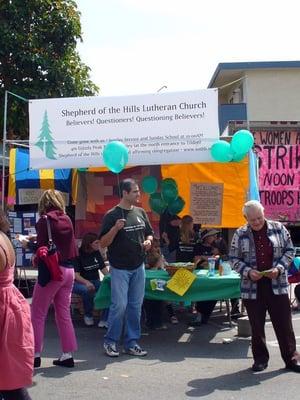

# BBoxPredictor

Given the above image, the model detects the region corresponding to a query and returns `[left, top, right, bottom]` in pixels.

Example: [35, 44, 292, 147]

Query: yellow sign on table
[166, 268, 196, 296]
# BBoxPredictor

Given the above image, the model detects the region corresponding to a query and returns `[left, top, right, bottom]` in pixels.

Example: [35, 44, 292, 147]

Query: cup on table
[207, 257, 216, 276]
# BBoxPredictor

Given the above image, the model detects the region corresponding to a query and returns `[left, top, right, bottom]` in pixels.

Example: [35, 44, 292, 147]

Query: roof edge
[208, 61, 300, 88]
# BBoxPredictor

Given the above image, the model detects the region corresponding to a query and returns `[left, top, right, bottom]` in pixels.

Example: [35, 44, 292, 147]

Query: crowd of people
[1, 185, 300, 398]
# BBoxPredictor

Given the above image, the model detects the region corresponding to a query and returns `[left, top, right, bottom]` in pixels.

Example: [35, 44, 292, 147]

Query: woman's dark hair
[147, 252, 161, 269]
[119, 178, 137, 197]
[79, 232, 98, 253]
[0, 210, 10, 234]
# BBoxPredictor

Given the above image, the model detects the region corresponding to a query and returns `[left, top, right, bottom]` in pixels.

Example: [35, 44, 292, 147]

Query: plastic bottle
[221, 255, 232, 275]
[207, 257, 216, 276]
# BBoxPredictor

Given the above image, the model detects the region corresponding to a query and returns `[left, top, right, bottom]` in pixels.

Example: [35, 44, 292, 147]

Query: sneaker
[125, 344, 147, 357]
[84, 315, 94, 326]
[170, 315, 179, 324]
[98, 320, 108, 328]
[104, 342, 119, 357]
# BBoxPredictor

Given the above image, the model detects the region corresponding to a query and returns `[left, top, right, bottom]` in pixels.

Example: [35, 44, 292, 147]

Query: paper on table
[166, 268, 196, 296]
[196, 269, 209, 276]
[150, 279, 167, 291]
[15, 234, 29, 242]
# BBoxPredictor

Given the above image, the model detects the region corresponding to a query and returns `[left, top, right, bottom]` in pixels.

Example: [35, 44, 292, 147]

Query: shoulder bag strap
[45, 216, 53, 245]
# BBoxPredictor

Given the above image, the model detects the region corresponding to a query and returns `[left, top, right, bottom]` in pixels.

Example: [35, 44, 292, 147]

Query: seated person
[145, 238, 179, 324]
[73, 232, 109, 327]
[154, 238, 179, 324]
[176, 215, 198, 263]
[143, 249, 167, 330]
[174, 215, 198, 319]
[190, 229, 229, 325]
[145, 237, 166, 270]
[160, 213, 181, 263]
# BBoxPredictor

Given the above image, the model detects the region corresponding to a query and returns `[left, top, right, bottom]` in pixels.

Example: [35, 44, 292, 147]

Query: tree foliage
[0, 0, 99, 139]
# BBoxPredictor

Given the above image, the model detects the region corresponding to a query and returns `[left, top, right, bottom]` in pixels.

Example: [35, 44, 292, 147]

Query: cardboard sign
[190, 182, 223, 225]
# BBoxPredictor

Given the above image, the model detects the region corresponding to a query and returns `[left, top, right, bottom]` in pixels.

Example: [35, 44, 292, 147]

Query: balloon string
[116, 173, 125, 219]
[116, 172, 144, 255]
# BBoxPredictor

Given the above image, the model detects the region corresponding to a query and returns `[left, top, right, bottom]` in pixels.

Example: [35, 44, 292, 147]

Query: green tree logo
[35, 110, 57, 159]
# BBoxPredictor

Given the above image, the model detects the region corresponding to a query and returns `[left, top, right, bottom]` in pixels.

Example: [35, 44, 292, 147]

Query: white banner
[29, 89, 219, 169]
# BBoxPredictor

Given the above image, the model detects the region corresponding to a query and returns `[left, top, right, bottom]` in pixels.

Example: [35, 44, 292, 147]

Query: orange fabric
[161, 159, 249, 228]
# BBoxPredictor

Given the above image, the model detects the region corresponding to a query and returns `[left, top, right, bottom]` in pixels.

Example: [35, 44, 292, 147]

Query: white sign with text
[29, 89, 219, 169]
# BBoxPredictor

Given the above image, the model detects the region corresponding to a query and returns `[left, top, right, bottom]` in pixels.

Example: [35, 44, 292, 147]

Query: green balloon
[231, 130, 254, 154]
[78, 168, 88, 172]
[161, 183, 178, 204]
[168, 196, 185, 215]
[149, 193, 167, 215]
[103, 141, 129, 173]
[141, 176, 158, 194]
[232, 152, 247, 162]
[211, 140, 232, 162]
[161, 178, 177, 189]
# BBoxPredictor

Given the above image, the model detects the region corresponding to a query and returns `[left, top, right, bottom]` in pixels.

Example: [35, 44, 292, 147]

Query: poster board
[8, 211, 39, 267]
[254, 129, 300, 221]
[190, 183, 223, 225]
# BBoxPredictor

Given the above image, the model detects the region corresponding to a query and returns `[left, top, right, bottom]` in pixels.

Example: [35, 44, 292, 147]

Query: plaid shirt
[229, 220, 295, 299]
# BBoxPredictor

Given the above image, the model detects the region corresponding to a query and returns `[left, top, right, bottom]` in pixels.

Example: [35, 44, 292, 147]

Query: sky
[75, 0, 300, 97]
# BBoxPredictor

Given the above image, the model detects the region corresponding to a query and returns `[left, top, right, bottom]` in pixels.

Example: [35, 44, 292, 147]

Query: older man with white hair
[229, 200, 300, 373]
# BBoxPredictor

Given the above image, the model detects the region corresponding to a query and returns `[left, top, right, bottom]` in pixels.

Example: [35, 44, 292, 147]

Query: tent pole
[1, 90, 8, 210]
[1, 91, 28, 210]
[244, 75, 252, 201]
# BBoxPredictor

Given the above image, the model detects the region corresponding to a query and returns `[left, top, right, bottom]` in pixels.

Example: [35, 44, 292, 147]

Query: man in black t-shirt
[99, 178, 153, 358]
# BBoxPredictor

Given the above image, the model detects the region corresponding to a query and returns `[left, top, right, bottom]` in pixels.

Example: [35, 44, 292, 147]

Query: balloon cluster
[210, 129, 254, 163]
[141, 176, 185, 215]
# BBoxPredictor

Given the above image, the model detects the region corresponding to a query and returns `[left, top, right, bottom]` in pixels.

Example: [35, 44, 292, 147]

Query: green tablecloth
[94, 269, 241, 310]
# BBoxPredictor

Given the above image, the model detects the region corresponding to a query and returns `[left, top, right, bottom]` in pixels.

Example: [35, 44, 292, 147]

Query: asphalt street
[28, 307, 300, 400]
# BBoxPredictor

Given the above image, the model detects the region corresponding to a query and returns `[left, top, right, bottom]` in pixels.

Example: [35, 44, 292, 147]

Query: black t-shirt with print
[176, 240, 197, 263]
[75, 250, 105, 281]
[194, 243, 214, 257]
[99, 206, 154, 270]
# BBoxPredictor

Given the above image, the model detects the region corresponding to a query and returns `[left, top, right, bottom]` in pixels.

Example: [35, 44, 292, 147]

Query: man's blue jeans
[104, 264, 145, 349]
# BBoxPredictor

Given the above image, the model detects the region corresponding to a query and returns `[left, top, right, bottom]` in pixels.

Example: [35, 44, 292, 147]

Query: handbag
[37, 217, 63, 286]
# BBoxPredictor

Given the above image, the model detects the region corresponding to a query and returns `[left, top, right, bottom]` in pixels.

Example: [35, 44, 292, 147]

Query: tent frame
[2, 91, 29, 209]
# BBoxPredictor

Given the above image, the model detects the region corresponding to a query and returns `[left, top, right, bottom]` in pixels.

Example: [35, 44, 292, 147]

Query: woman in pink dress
[0, 210, 34, 400]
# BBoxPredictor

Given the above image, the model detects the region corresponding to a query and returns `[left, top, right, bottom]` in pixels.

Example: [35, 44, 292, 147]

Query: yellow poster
[166, 268, 196, 296]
